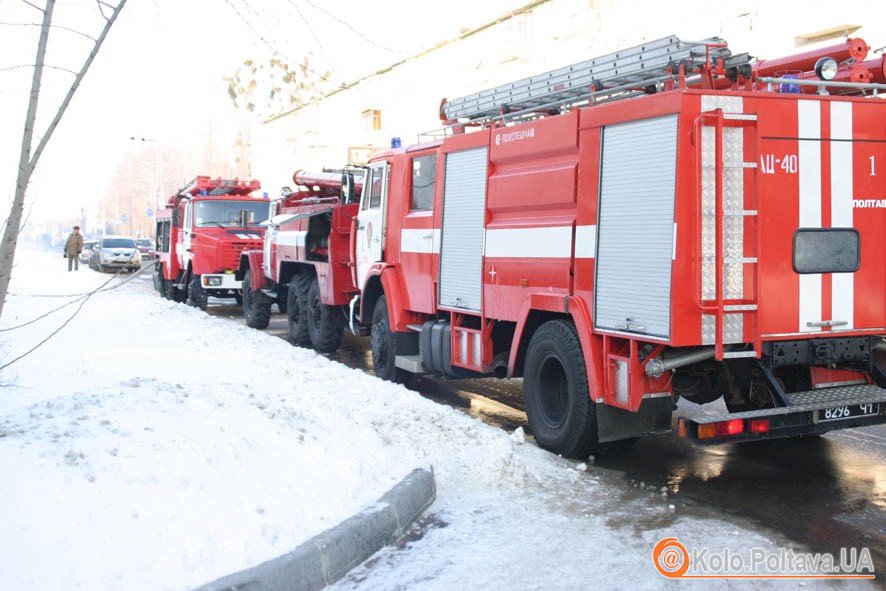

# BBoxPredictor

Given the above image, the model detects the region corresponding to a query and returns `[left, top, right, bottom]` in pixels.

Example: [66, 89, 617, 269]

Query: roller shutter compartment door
[594, 115, 677, 339]
[438, 147, 488, 312]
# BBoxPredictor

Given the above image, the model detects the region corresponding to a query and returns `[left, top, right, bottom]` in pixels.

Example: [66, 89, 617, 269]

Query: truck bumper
[202, 273, 242, 291]
[679, 383, 886, 444]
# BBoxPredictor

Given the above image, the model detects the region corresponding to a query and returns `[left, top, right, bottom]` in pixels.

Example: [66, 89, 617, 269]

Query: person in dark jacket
[64, 226, 84, 271]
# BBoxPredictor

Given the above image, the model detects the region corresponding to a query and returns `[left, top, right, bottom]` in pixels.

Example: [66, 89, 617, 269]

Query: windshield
[194, 200, 269, 227]
[102, 238, 136, 248]
[136, 239, 152, 247]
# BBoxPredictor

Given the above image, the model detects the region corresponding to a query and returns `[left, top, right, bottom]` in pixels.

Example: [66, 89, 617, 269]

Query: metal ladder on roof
[441, 35, 749, 125]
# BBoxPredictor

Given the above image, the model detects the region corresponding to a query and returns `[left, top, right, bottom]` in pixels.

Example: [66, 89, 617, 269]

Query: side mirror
[341, 173, 356, 204]
[172, 209, 181, 227]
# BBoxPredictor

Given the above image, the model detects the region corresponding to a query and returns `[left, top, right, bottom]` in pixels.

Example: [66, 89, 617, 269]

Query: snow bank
[1, 251, 871, 590]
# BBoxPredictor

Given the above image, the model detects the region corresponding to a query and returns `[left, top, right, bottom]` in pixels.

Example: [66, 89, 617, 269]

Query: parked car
[79, 240, 98, 263]
[135, 238, 157, 260]
[90, 236, 141, 273]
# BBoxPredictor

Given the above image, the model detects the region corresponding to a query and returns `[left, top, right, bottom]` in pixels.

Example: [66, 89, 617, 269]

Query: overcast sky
[0, 0, 529, 224]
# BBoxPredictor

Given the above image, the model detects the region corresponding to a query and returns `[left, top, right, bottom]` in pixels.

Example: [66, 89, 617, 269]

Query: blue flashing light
[779, 74, 801, 94]
[391, 136, 402, 148]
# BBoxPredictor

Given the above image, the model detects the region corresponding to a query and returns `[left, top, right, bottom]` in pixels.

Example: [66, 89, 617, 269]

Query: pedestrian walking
[64, 226, 84, 271]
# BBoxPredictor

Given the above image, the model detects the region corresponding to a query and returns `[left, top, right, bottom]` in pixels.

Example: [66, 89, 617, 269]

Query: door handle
[422, 234, 433, 240]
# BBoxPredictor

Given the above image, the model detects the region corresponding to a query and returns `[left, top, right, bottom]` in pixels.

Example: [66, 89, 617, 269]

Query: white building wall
[254, 0, 886, 190]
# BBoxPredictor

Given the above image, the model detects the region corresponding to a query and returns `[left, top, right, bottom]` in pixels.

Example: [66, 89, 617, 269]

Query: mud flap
[596, 396, 673, 443]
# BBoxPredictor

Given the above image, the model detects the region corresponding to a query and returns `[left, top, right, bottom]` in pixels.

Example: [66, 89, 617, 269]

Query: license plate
[817, 403, 880, 422]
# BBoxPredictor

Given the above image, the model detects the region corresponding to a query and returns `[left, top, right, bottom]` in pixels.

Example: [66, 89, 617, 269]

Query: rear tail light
[697, 418, 746, 440]
[749, 419, 770, 434]
[715, 419, 745, 437]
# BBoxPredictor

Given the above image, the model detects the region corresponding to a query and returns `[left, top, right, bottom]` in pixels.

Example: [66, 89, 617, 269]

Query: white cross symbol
[488, 266, 497, 281]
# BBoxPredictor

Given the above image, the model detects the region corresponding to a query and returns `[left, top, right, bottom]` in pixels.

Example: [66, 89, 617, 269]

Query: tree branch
[29, 0, 128, 171]
[0, 21, 98, 42]
[19, 0, 44, 12]
[0, 64, 78, 76]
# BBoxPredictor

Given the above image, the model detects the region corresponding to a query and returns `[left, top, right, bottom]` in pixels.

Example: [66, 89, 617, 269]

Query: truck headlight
[205, 276, 222, 287]
[814, 57, 838, 81]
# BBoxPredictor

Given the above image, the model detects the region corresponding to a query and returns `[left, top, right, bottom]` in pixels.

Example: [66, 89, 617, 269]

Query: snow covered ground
[0, 250, 876, 590]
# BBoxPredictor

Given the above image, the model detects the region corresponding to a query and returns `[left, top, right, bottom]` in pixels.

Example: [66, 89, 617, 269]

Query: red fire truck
[238, 170, 362, 350]
[251, 35, 886, 455]
[154, 176, 270, 310]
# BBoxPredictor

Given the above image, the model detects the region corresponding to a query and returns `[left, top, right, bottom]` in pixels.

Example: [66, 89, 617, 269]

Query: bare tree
[0, 0, 129, 320]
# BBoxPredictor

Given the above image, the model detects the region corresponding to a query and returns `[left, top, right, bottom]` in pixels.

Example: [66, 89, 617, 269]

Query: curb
[194, 468, 436, 591]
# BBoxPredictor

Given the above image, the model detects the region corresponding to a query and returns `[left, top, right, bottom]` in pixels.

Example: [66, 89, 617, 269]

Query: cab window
[364, 167, 384, 210]
[410, 154, 436, 211]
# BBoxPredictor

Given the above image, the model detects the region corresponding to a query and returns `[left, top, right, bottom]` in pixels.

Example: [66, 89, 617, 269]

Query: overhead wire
[298, 0, 410, 54]
[220, 0, 332, 82]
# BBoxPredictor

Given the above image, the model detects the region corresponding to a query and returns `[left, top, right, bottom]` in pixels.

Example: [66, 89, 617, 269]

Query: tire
[98, 264, 106, 273]
[287, 274, 311, 347]
[370, 295, 409, 383]
[242, 272, 271, 329]
[523, 319, 634, 457]
[305, 278, 343, 353]
[277, 296, 288, 315]
[153, 263, 165, 296]
[234, 294, 243, 306]
[188, 274, 208, 311]
[165, 274, 185, 302]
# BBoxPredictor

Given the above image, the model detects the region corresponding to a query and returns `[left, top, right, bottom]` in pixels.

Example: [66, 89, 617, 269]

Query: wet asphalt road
[133, 271, 886, 581]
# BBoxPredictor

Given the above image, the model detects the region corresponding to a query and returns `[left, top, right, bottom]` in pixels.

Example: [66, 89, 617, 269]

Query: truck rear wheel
[242, 272, 271, 329]
[306, 278, 343, 353]
[370, 295, 409, 384]
[287, 274, 311, 347]
[523, 319, 605, 458]
[188, 274, 208, 311]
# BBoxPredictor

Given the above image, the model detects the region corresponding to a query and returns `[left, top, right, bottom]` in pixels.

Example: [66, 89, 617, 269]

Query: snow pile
[1, 251, 870, 591]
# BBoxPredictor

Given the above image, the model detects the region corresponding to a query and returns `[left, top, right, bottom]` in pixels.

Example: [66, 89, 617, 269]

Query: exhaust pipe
[646, 347, 716, 378]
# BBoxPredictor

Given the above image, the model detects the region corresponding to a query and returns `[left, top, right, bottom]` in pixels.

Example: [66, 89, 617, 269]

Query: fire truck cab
[154, 176, 269, 310]
[349, 35, 886, 456]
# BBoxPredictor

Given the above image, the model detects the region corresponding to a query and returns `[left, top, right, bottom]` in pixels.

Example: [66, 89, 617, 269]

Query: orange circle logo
[653, 537, 690, 578]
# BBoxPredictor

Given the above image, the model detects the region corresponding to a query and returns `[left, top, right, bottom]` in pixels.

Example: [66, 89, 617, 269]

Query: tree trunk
[0, 0, 128, 320]
[0, 0, 54, 320]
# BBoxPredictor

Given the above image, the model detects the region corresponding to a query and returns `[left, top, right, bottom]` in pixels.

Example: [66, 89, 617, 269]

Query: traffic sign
[146, 208, 154, 217]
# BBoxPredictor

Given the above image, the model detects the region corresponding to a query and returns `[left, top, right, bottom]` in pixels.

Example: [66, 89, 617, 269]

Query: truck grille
[220, 241, 257, 270]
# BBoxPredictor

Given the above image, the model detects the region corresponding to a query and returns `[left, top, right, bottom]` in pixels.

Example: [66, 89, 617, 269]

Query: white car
[90, 236, 142, 273]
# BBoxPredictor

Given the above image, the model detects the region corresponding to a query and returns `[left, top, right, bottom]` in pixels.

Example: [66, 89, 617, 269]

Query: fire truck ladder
[441, 35, 749, 125]
[694, 109, 761, 361]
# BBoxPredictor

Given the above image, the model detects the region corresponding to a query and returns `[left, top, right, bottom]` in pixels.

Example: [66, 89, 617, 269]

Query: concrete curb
[194, 468, 436, 591]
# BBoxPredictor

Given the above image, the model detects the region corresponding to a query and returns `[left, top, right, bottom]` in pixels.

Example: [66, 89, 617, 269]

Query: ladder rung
[723, 209, 758, 216]
[722, 113, 758, 121]
[724, 257, 758, 264]
[704, 162, 757, 169]
[724, 304, 758, 311]
[723, 351, 757, 359]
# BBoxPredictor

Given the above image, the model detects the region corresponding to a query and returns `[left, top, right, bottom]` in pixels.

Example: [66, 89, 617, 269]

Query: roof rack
[440, 35, 747, 125]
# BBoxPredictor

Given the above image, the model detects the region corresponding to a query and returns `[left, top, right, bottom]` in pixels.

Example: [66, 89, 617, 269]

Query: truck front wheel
[370, 295, 409, 384]
[523, 319, 604, 458]
[188, 274, 208, 311]
[287, 274, 311, 347]
[242, 272, 271, 329]
[306, 278, 343, 353]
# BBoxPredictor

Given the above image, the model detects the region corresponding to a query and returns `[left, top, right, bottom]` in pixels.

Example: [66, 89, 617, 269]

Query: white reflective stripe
[574, 224, 596, 259]
[672, 222, 677, 261]
[484, 226, 572, 258]
[401, 228, 441, 254]
[831, 101, 854, 331]
[275, 230, 306, 247]
[798, 101, 822, 332]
